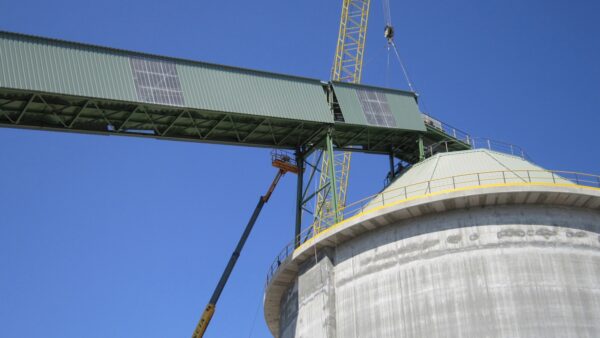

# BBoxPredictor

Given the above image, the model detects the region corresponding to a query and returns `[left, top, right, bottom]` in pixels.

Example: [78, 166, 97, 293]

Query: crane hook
[384, 25, 394, 42]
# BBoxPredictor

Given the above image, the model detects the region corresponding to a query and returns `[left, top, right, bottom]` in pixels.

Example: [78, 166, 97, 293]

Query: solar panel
[356, 89, 396, 128]
[129, 57, 185, 106]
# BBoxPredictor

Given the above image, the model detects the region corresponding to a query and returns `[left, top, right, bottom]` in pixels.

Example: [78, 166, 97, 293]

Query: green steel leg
[294, 149, 304, 247]
[325, 131, 340, 222]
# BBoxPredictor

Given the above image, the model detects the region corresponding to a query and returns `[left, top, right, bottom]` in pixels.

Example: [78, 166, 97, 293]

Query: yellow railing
[265, 169, 600, 286]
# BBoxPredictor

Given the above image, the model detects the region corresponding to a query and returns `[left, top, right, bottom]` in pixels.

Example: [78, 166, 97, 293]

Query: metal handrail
[470, 138, 528, 158]
[422, 113, 471, 144]
[265, 169, 600, 286]
[425, 137, 530, 160]
[421, 113, 530, 160]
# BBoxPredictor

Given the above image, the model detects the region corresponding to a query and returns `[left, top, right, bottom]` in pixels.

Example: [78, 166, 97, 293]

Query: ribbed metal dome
[367, 149, 570, 208]
[393, 149, 543, 185]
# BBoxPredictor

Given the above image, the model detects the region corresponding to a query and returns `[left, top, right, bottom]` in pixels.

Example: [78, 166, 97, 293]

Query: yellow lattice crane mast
[314, 0, 370, 230]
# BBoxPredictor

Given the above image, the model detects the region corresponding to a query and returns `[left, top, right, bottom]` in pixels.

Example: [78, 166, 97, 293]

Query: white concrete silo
[264, 149, 600, 338]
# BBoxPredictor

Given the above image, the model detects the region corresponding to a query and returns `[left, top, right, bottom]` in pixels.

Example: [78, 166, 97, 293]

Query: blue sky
[1, 1, 599, 337]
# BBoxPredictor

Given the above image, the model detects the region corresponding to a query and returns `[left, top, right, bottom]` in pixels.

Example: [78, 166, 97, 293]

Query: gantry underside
[0, 88, 467, 163]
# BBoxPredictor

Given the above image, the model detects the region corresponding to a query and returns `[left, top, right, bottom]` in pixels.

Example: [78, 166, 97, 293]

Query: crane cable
[383, 0, 392, 26]
[390, 40, 416, 92]
[386, 42, 391, 87]
[382, 0, 416, 93]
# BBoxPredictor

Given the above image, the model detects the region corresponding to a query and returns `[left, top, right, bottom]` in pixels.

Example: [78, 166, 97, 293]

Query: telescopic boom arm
[191, 153, 299, 338]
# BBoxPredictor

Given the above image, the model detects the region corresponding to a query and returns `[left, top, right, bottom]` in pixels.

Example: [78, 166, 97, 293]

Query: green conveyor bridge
[0, 31, 471, 237]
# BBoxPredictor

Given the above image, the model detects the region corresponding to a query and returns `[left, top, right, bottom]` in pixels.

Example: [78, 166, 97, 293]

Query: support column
[418, 135, 425, 161]
[295, 148, 304, 248]
[325, 130, 340, 223]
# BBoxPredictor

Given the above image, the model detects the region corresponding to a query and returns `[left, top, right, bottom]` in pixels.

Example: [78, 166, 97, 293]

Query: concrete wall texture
[278, 205, 600, 338]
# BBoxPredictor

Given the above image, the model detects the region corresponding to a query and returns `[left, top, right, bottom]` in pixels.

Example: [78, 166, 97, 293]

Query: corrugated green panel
[177, 64, 332, 123]
[385, 92, 425, 131]
[332, 82, 425, 131]
[0, 32, 138, 102]
[0, 31, 333, 124]
[332, 83, 368, 125]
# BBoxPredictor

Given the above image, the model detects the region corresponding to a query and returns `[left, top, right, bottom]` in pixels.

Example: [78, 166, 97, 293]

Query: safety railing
[266, 169, 600, 286]
[422, 113, 471, 145]
[470, 138, 528, 158]
[425, 137, 530, 160]
[421, 113, 531, 160]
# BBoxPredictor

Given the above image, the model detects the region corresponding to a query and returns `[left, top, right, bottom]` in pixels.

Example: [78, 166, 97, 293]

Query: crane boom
[331, 0, 371, 83]
[191, 153, 298, 338]
[314, 0, 370, 230]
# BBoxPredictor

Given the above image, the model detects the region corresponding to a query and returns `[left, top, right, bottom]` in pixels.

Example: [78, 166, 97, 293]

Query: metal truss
[0, 90, 467, 157]
[331, 0, 371, 83]
[0, 91, 327, 150]
[313, 133, 351, 230]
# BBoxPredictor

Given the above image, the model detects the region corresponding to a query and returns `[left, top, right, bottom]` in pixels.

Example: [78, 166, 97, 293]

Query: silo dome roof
[367, 149, 570, 208]
[392, 149, 544, 187]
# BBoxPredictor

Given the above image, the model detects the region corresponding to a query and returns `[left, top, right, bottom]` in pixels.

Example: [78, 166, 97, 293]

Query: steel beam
[325, 130, 340, 223]
[295, 148, 304, 247]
